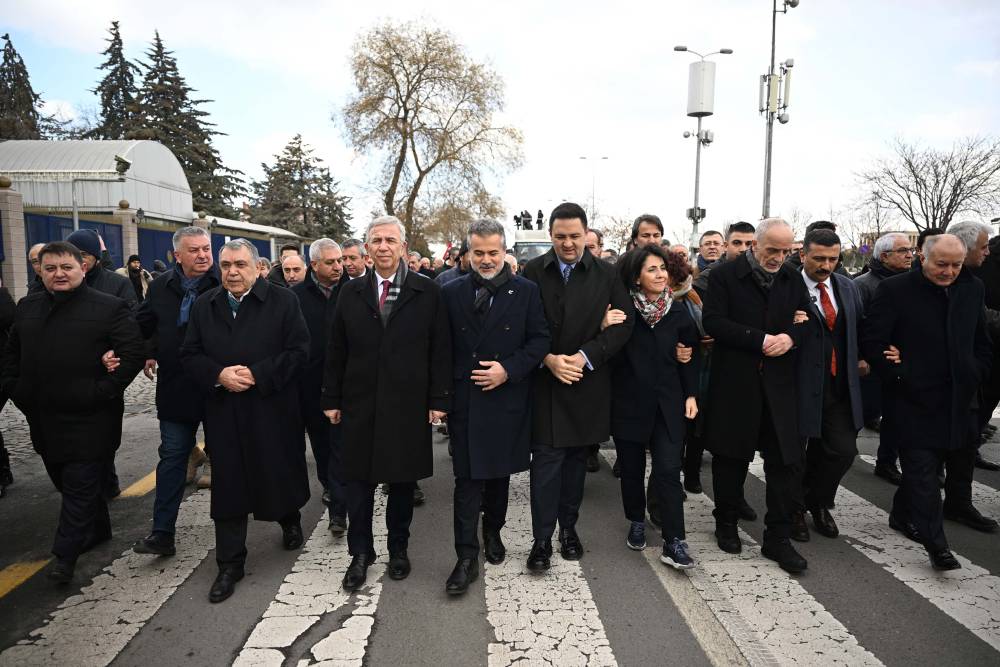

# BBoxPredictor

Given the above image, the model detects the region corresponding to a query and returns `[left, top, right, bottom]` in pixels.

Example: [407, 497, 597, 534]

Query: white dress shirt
[374, 272, 396, 303]
[801, 272, 838, 316]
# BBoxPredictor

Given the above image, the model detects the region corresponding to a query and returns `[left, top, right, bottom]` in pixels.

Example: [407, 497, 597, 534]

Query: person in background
[601, 249, 619, 264]
[341, 239, 369, 280]
[585, 228, 604, 259]
[432, 257, 445, 274]
[695, 231, 724, 274]
[408, 251, 423, 273]
[631, 214, 665, 248]
[116, 255, 152, 302]
[257, 258, 272, 280]
[26, 243, 45, 293]
[151, 259, 168, 280]
[504, 253, 519, 275]
[0, 276, 15, 498]
[267, 244, 300, 287]
[693, 222, 756, 299]
[281, 254, 307, 287]
[437, 240, 471, 286]
[670, 244, 691, 262]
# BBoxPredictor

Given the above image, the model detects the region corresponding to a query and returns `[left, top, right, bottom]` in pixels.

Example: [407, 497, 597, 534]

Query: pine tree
[0, 33, 62, 140]
[86, 21, 139, 140]
[250, 134, 352, 239]
[125, 31, 244, 215]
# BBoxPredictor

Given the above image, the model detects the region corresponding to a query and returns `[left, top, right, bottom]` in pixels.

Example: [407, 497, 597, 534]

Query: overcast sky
[7, 0, 1000, 244]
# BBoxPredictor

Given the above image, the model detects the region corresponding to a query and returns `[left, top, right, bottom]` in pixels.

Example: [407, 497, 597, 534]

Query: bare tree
[339, 21, 523, 246]
[860, 136, 1000, 231]
[838, 192, 894, 249]
[783, 206, 812, 240]
[603, 215, 635, 254]
[417, 179, 505, 247]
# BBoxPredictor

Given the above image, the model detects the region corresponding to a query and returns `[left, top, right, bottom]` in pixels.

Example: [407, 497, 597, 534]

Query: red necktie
[378, 279, 391, 310]
[817, 282, 837, 376]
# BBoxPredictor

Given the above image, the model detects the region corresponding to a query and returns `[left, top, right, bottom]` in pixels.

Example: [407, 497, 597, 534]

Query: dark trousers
[616, 414, 686, 541]
[345, 480, 414, 557]
[454, 476, 510, 559]
[860, 372, 882, 423]
[529, 443, 588, 541]
[303, 408, 331, 490]
[803, 384, 858, 510]
[893, 447, 975, 552]
[712, 405, 800, 540]
[43, 458, 111, 561]
[152, 419, 200, 535]
[214, 510, 301, 570]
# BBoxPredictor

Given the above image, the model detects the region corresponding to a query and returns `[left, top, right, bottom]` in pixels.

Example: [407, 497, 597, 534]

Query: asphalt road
[1, 385, 1000, 666]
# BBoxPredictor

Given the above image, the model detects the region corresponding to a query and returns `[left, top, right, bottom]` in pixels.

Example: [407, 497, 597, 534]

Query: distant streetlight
[675, 45, 733, 249]
[579, 156, 609, 225]
[760, 0, 801, 219]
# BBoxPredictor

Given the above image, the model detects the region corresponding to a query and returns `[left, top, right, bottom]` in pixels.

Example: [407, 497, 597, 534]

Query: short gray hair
[408, 250, 422, 260]
[467, 219, 507, 247]
[948, 221, 991, 252]
[219, 238, 259, 263]
[309, 238, 341, 262]
[755, 217, 792, 241]
[365, 215, 406, 242]
[924, 233, 967, 257]
[172, 226, 210, 251]
[341, 238, 367, 255]
[873, 232, 909, 259]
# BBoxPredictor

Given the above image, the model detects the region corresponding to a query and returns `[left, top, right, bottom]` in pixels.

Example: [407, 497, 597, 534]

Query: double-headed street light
[674, 45, 733, 249]
[760, 0, 801, 219]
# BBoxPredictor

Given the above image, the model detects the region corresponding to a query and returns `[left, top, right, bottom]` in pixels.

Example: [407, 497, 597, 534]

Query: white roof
[0, 140, 193, 223]
[196, 213, 302, 239]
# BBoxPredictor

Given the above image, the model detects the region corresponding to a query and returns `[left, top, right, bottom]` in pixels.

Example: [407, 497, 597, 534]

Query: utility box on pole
[686, 61, 716, 118]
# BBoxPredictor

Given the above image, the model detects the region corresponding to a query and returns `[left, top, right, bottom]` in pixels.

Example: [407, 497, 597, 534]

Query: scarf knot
[632, 287, 672, 327]
[471, 263, 512, 319]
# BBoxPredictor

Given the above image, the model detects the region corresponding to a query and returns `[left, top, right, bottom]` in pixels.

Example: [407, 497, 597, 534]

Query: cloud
[956, 60, 1000, 78]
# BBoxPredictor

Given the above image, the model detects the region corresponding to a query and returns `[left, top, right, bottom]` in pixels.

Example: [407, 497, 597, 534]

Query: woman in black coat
[611, 245, 700, 569]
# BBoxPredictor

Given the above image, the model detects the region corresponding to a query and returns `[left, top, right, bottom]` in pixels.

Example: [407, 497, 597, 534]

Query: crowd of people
[0, 203, 997, 604]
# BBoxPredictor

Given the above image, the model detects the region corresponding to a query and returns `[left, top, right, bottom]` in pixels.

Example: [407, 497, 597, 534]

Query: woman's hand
[601, 305, 627, 331]
[685, 396, 698, 420]
[676, 343, 693, 364]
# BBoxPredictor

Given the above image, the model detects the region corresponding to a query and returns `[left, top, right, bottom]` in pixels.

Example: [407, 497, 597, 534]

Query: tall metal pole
[691, 116, 703, 249]
[762, 0, 779, 219]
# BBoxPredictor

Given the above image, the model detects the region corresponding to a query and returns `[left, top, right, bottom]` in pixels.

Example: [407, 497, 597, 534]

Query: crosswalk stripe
[749, 457, 1000, 651]
[234, 493, 388, 666]
[119, 470, 157, 498]
[0, 489, 214, 666]
[484, 471, 617, 666]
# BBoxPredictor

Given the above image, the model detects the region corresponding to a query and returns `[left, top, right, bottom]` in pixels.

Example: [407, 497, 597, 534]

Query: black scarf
[745, 250, 775, 292]
[470, 263, 512, 319]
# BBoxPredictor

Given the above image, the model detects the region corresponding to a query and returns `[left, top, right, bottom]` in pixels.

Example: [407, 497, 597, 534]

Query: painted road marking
[119, 470, 157, 498]
[0, 559, 51, 600]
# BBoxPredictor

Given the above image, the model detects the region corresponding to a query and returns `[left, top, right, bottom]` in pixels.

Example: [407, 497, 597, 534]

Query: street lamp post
[674, 46, 733, 249]
[578, 156, 609, 225]
[760, 0, 800, 219]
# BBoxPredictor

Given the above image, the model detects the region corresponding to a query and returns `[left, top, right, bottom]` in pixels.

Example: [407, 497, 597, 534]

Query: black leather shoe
[526, 540, 552, 572]
[558, 528, 584, 560]
[388, 551, 411, 580]
[47, 558, 76, 584]
[761, 538, 808, 574]
[928, 548, 961, 571]
[209, 567, 244, 603]
[328, 514, 347, 537]
[974, 453, 1000, 471]
[445, 558, 479, 595]
[864, 417, 881, 432]
[810, 507, 839, 538]
[342, 553, 376, 591]
[586, 452, 600, 473]
[413, 486, 426, 506]
[683, 472, 703, 494]
[612, 460, 621, 478]
[133, 532, 176, 556]
[943, 504, 999, 532]
[483, 530, 506, 565]
[874, 463, 902, 485]
[715, 520, 741, 554]
[889, 513, 921, 543]
[282, 522, 304, 550]
[791, 510, 810, 542]
[738, 499, 757, 522]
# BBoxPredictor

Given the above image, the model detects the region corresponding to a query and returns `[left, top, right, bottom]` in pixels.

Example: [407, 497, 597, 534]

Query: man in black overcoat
[794, 230, 865, 541]
[291, 238, 349, 534]
[1, 242, 144, 583]
[322, 216, 452, 592]
[180, 239, 311, 603]
[702, 218, 812, 574]
[440, 219, 550, 594]
[521, 202, 633, 572]
[862, 234, 993, 570]
[132, 226, 220, 557]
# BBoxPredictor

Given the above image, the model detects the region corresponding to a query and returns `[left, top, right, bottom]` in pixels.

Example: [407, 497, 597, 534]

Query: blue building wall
[24, 213, 123, 275]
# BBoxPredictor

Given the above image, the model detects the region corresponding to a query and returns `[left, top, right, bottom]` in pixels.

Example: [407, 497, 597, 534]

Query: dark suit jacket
[291, 274, 348, 415]
[702, 253, 811, 463]
[862, 266, 992, 451]
[522, 248, 633, 447]
[322, 268, 452, 483]
[442, 273, 550, 479]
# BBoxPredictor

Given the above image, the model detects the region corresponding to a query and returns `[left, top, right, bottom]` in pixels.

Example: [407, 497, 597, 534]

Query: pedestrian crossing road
[1, 410, 999, 666]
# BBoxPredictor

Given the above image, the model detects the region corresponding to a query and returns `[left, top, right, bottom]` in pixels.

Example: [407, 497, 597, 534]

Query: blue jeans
[152, 420, 200, 536]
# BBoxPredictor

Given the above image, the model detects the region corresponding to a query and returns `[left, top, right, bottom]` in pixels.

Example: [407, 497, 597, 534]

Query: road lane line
[234, 491, 388, 666]
[0, 489, 214, 666]
[750, 457, 1000, 651]
[484, 471, 616, 666]
[0, 559, 51, 599]
[119, 470, 157, 498]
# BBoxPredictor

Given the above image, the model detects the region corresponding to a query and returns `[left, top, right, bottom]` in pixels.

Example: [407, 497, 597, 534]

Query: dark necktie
[378, 279, 391, 310]
[817, 282, 837, 376]
[562, 263, 573, 284]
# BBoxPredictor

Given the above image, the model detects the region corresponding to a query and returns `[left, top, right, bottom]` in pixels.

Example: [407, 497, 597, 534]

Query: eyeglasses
[887, 247, 915, 255]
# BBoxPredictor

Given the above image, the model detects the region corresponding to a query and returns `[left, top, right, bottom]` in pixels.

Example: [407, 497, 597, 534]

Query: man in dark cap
[116, 255, 152, 302]
[436, 240, 471, 286]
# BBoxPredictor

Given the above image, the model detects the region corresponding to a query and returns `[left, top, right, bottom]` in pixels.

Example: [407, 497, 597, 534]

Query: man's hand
[793, 310, 809, 324]
[429, 410, 447, 425]
[601, 305, 627, 331]
[544, 353, 584, 385]
[676, 344, 693, 364]
[235, 367, 255, 384]
[884, 345, 901, 364]
[101, 349, 120, 373]
[685, 396, 698, 420]
[143, 359, 157, 380]
[472, 360, 508, 391]
[700, 335, 714, 350]
[762, 333, 794, 357]
[218, 365, 254, 392]
[324, 409, 342, 424]
[858, 359, 870, 377]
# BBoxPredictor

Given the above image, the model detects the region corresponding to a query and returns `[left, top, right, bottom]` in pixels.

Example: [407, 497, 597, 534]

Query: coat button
[472, 353, 477, 358]
[745, 329, 751, 334]
[504, 325, 511, 331]
[461, 326, 466, 332]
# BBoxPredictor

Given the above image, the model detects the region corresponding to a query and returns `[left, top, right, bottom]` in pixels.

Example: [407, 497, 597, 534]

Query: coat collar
[165, 265, 220, 292]
[541, 246, 595, 272]
[353, 266, 427, 317]
[454, 273, 520, 338]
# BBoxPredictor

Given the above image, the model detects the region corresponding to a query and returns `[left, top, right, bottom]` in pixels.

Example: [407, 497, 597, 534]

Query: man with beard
[115, 255, 152, 302]
[439, 219, 550, 594]
[180, 239, 311, 603]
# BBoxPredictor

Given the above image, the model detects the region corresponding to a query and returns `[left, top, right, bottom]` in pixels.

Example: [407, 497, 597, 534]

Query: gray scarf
[375, 259, 408, 325]
[745, 250, 775, 292]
